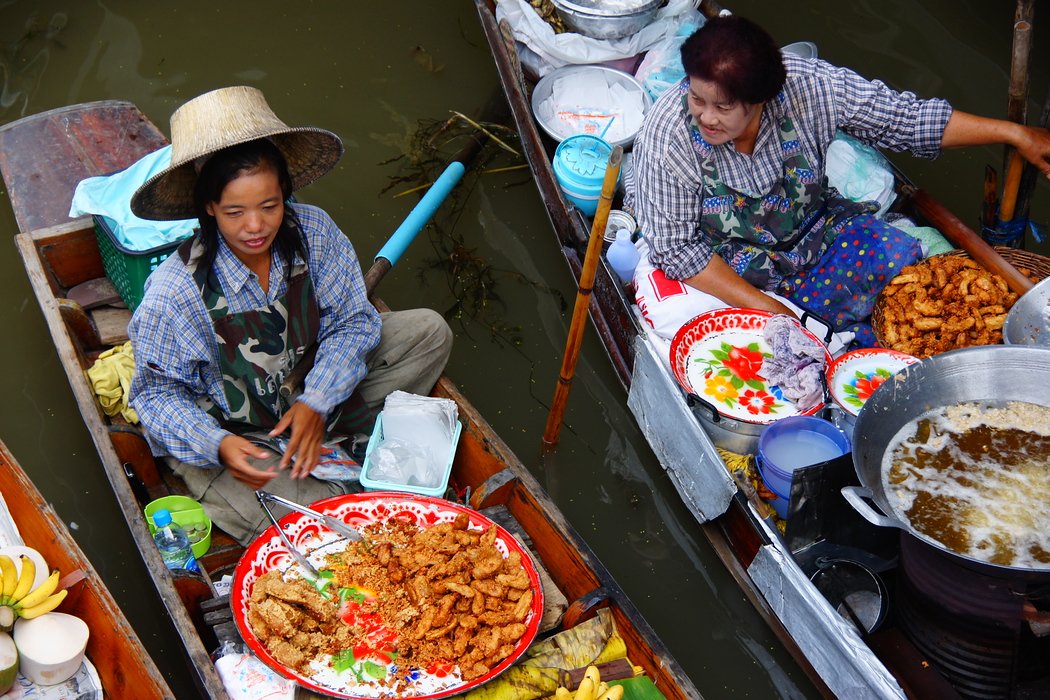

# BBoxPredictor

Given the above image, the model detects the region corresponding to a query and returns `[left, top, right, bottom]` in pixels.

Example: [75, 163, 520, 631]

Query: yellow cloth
[86, 341, 138, 423]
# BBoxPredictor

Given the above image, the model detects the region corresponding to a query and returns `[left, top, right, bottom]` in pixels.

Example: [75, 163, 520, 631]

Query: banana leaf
[609, 676, 667, 700]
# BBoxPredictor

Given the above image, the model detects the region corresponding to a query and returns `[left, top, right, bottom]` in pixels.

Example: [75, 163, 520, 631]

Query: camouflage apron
[168, 237, 368, 545]
[177, 237, 372, 436]
[685, 89, 873, 292]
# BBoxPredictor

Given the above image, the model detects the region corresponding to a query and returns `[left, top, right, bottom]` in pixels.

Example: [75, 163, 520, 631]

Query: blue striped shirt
[626, 53, 954, 280]
[128, 203, 381, 467]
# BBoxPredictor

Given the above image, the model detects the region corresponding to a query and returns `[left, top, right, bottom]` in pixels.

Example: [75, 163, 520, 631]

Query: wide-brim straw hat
[131, 86, 344, 220]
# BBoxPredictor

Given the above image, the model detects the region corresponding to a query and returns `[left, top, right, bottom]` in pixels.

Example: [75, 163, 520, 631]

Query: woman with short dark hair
[627, 15, 1050, 347]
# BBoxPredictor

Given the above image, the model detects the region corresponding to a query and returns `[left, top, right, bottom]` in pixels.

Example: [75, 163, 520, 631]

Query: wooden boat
[0, 101, 704, 698]
[473, 1, 1050, 698]
[0, 438, 172, 697]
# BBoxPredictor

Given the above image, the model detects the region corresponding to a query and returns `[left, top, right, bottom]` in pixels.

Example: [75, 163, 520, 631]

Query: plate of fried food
[231, 492, 544, 698]
[873, 250, 1045, 358]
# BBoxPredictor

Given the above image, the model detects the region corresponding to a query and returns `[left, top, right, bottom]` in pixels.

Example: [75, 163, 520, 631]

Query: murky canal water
[0, 1, 1045, 697]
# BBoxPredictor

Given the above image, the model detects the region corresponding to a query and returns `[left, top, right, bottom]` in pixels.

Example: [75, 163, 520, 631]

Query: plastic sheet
[366, 392, 458, 488]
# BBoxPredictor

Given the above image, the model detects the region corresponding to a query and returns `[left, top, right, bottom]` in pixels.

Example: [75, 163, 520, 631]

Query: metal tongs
[257, 490, 363, 542]
[255, 491, 324, 584]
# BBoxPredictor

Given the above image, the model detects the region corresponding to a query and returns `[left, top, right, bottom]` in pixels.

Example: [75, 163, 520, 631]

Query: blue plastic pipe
[374, 161, 467, 266]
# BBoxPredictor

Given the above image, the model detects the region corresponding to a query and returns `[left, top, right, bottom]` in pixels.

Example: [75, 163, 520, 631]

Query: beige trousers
[171, 308, 453, 545]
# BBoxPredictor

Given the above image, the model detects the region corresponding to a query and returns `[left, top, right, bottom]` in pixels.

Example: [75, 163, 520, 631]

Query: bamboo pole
[542, 146, 623, 450]
[999, 2, 1035, 226]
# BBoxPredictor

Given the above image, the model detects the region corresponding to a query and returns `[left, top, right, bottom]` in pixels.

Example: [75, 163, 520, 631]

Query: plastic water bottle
[607, 228, 640, 284]
[152, 509, 199, 572]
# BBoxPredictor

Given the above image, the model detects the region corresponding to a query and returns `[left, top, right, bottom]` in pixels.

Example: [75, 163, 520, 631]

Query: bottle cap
[153, 509, 172, 527]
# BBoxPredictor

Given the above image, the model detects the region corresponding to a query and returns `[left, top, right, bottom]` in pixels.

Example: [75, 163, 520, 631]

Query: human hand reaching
[269, 401, 325, 479]
[219, 435, 281, 489]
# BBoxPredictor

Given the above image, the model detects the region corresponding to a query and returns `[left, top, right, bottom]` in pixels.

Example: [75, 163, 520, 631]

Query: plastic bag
[495, 0, 700, 78]
[633, 13, 704, 102]
[367, 392, 458, 487]
[825, 131, 897, 217]
[212, 641, 296, 700]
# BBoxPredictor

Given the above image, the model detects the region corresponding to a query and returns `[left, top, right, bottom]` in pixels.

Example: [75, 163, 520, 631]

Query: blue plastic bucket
[553, 135, 618, 216]
[757, 416, 850, 515]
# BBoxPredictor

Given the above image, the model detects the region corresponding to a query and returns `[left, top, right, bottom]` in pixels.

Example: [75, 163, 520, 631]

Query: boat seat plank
[0, 101, 167, 233]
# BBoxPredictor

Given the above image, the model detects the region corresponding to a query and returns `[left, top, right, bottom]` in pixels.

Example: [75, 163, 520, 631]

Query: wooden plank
[0, 101, 167, 234]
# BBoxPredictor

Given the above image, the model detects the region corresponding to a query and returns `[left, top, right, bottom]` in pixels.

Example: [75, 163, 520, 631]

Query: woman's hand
[269, 401, 325, 479]
[218, 435, 280, 489]
[686, 255, 799, 318]
[1015, 125, 1050, 179]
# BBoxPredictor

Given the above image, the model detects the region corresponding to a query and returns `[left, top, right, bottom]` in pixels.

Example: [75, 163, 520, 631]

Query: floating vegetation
[379, 108, 566, 349]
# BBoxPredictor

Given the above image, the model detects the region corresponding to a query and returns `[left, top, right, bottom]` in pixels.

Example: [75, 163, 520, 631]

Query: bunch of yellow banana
[554, 665, 624, 700]
[0, 554, 67, 631]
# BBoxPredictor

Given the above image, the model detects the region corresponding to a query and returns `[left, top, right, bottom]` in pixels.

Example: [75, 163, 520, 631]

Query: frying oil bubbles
[884, 400, 1050, 568]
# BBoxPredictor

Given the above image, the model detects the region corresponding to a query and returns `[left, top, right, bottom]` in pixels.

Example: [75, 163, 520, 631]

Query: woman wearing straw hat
[127, 86, 452, 544]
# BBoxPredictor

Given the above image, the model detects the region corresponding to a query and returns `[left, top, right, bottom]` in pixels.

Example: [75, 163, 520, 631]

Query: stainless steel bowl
[1004, 275, 1050, 345]
[550, 0, 663, 40]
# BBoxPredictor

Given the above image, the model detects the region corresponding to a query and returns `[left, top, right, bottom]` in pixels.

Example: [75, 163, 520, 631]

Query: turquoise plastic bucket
[552, 135, 618, 216]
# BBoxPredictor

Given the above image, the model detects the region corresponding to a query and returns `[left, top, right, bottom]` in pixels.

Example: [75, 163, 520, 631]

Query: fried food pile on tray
[875, 256, 1031, 358]
[247, 512, 534, 689]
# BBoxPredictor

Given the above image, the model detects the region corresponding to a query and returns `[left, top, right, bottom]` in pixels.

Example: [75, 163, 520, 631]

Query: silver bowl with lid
[550, 0, 664, 40]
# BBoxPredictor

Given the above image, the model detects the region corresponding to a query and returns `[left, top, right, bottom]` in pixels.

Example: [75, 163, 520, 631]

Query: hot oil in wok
[884, 401, 1050, 568]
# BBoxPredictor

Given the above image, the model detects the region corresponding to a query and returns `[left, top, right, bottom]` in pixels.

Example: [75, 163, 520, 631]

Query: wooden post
[542, 146, 623, 450]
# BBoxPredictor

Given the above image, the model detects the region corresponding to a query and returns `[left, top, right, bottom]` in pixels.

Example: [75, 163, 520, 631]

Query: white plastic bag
[495, 0, 700, 77]
[825, 131, 897, 217]
[633, 13, 704, 101]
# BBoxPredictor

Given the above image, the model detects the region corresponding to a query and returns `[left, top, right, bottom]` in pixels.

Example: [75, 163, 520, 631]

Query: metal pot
[550, 0, 663, 40]
[844, 344, 1050, 576]
[1004, 274, 1050, 345]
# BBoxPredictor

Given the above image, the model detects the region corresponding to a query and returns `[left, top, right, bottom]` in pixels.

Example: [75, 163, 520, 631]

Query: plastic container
[144, 495, 211, 559]
[151, 509, 199, 571]
[360, 412, 462, 497]
[606, 229, 640, 283]
[552, 134, 618, 216]
[757, 416, 850, 516]
[94, 215, 189, 310]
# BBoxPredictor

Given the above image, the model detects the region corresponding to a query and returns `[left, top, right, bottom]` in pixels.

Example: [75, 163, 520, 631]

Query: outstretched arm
[941, 110, 1050, 178]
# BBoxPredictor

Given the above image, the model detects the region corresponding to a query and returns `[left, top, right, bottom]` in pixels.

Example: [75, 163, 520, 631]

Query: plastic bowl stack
[550, 0, 663, 40]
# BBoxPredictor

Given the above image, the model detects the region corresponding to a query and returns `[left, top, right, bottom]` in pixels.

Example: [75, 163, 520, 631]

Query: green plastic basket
[93, 215, 189, 310]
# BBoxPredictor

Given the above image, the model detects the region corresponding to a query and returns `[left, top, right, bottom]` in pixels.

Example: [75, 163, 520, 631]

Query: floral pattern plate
[232, 492, 544, 699]
[669, 308, 832, 424]
[827, 347, 919, 416]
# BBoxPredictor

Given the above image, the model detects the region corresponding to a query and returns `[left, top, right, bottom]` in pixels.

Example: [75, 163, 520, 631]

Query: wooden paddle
[904, 185, 1034, 294]
[542, 145, 623, 450]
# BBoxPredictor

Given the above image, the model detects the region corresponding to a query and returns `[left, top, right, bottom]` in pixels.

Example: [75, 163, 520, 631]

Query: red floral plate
[827, 347, 918, 417]
[231, 492, 544, 698]
[669, 308, 832, 423]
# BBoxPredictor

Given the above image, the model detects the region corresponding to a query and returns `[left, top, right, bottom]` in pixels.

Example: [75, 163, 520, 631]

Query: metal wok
[843, 344, 1050, 576]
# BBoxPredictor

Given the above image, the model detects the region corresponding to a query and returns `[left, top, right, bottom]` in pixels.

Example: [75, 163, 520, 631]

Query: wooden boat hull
[1, 99, 703, 698]
[0, 439, 172, 697]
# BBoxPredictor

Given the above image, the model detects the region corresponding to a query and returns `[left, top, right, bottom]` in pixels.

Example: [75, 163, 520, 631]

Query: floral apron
[686, 88, 921, 345]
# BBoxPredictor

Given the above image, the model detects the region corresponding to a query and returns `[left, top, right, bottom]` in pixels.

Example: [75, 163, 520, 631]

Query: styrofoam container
[359, 413, 462, 497]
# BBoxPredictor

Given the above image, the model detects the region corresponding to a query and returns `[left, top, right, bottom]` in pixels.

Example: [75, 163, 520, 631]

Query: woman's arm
[941, 110, 1050, 177]
[684, 254, 796, 317]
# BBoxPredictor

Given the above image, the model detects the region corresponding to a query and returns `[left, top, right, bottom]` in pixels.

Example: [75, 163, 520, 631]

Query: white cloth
[631, 238, 853, 355]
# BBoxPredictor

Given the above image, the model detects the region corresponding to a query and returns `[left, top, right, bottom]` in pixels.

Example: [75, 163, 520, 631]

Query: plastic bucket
[757, 416, 850, 510]
[553, 135, 618, 216]
[144, 495, 212, 559]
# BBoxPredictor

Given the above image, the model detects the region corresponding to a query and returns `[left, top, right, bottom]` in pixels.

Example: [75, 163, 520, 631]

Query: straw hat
[131, 86, 344, 220]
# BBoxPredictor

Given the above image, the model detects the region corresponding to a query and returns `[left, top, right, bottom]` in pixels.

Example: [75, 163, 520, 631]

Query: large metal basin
[550, 0, 663, 40]
[1004, 275, 1050, 345]
[845, 345, 1050, 577]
